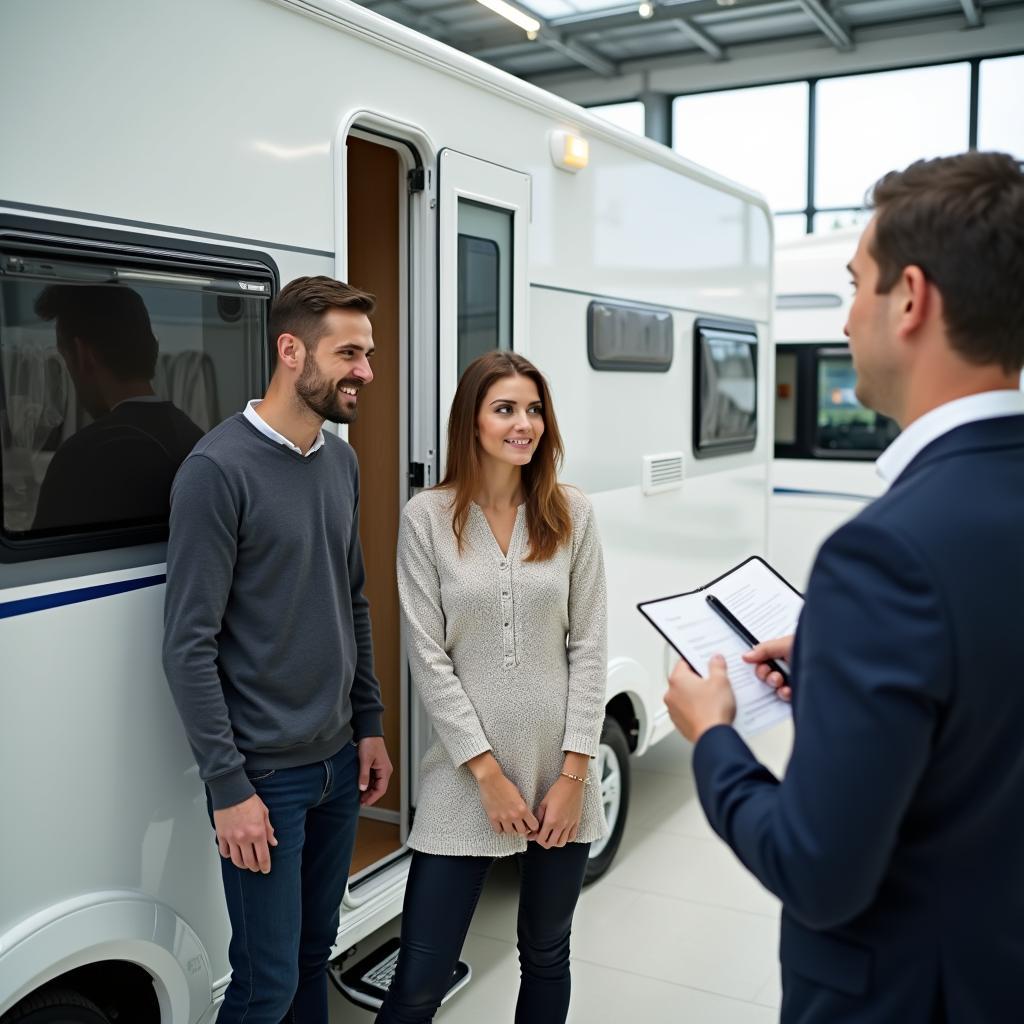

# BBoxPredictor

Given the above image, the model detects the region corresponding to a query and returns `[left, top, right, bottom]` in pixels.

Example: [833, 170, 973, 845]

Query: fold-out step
[329, 936, 472, 1011]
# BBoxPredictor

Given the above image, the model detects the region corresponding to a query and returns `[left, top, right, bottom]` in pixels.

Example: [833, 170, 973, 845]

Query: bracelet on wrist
[560, 770, 588, 784]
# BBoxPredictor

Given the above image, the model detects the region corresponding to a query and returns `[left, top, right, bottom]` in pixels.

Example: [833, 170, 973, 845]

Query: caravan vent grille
[642, 452, 684, 495]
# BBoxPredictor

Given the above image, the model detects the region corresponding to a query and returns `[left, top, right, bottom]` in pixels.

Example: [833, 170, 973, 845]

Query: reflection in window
[457, 200, 513, 375]
[816, 354, 898, 453]
[1, 247, 267, 544]
[588, 301, 672, 371]
[979, 55, 1024, 159]
[694, 322, 757, 456]
[673, 82, 809, 212]
[587, 101, 645, 137]
[815, 64, 970, 210]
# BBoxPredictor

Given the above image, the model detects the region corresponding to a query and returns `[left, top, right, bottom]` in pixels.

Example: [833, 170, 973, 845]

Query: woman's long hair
[439, 351, 572, 562]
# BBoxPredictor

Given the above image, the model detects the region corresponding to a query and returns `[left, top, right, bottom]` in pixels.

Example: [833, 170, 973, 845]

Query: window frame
[692, 317, 759, 459]
[586, 299, 674, 373]
[0, 214, 278, 563]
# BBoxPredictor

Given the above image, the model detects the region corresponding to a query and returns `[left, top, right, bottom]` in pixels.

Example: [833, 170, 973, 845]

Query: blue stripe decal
[0, 573, 166, 620]
[773, 486, 874, 503]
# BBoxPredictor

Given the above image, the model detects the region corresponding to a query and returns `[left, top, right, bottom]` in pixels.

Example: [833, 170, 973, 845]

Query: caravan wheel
[2, 988, 112, 1024]
[583, 717, 630, 885]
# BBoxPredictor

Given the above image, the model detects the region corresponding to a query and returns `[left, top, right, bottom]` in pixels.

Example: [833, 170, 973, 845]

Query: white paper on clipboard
[639, 557, 803, 736]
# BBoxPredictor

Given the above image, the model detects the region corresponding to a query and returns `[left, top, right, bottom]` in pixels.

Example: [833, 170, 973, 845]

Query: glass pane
[457, 200, 513, 376]
[816, 354, 899, 454]
[812, 208, 872, 235]
[673, 82, 809, 212]
[815, 64, 970, 209]
[696, 325, 757, 453]
[1, 254, 266, 538]
[588, 301, 673, 371]
[775, 213, 808, 243]
[588, 101, 645, 137]
[775, 350, 799, 447]
[979, 55, 1024, 159]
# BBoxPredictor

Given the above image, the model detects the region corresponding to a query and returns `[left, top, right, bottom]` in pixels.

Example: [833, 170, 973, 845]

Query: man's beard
[295, 356, 358, 425]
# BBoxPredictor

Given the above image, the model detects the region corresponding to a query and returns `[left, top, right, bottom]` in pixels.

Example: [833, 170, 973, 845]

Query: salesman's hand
[664, 654, 737, 743]
[742, 634, 794, 702]
[357, 736, 394, 807]
[214, 794, 277, 874]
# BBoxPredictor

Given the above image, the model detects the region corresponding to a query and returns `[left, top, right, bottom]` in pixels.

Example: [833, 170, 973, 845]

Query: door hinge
[407, 167, 426, 193]
[408, 462, 426, 487]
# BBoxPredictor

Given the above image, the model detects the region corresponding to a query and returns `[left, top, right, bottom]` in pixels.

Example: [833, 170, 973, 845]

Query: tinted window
[1, 242, 268, 551]
[457, 200, 512, 376]
[588, 301, 673, 372]
[457, 235, 499, 368]
[815, 353, 899, 453]
[695, 322, 757, 456]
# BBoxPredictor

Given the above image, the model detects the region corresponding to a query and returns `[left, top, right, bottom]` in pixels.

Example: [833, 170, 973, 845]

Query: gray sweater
[162, 413, 384, 810]
[398, 486, 608, 856]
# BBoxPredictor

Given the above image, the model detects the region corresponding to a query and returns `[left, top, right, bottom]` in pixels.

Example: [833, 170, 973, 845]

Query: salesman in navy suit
[664, 150, 1024, 1023]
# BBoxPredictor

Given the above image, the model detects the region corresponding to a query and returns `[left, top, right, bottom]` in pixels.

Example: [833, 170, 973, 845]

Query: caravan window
[0, 229, 271, 558]
[694, 320, 758, 456]
[774, 344, 898, 460]
[815, 351, 898, 454]
[457, 200, 512, 375]
[587, 301, 673, 372]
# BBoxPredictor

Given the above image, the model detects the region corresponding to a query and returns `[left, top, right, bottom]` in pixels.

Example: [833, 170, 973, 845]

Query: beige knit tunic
[397, 485, 608, 856]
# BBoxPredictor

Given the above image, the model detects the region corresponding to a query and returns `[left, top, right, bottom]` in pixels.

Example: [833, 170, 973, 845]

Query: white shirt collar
[243, 399, 325, 457]
[876, 389, 1024, 485]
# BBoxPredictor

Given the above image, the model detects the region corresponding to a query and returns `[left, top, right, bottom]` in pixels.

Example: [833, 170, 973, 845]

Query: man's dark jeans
[212, 742, 361, 1024]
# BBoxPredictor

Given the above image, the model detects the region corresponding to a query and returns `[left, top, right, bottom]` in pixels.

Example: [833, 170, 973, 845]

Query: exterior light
[549, 129, 589, 173]
[638, 1, 654, 17]
[475, 0, 541, 35]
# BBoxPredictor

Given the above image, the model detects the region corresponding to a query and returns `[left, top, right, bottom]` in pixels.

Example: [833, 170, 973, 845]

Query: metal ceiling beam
[671, 17, 727, 60]
[795, 0, 853, 50]
[958, 0, 983, 27]
[548, 0, 774, 38]
[538, 30, 618, 75]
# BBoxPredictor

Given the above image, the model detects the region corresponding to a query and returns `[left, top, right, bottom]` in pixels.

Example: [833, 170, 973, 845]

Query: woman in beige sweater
[376, 351, 607, 1024]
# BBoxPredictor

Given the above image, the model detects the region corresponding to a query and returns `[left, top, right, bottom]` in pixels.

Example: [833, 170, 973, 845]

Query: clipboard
[638, 556, 804, 736]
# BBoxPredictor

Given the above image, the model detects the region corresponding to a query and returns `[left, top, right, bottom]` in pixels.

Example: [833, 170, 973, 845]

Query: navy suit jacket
[693, 414, 1024, 1023]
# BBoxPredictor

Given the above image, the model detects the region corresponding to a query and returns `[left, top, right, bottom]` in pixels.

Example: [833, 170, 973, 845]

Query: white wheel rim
[588, 739, 622, 860]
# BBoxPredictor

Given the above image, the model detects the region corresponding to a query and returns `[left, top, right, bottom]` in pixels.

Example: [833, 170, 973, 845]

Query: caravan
[769, 229, 897, 588]
[0, 0, 772, 1019]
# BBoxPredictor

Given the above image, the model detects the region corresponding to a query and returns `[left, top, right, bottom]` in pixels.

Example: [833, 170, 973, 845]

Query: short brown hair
[868, 151, 1024, 373]
[268, 275, 375, 351]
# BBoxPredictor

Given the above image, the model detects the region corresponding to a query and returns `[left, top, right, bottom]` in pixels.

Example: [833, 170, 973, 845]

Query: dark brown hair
[269, 275, 375, 352]
[439, 351, 572, 563]
[868, 151, 1024, 373]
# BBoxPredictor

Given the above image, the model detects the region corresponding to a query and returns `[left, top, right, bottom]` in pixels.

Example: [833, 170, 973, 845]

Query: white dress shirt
[876, 389, 1024, 485]
[243, 399, 324, 457]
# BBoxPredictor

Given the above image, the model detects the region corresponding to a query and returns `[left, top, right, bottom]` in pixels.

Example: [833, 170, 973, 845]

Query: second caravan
[0, 0, 773, 1020]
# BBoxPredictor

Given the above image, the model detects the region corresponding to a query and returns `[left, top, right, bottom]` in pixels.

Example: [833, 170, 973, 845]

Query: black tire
[583, 716, 631, 885]
[2, 988, 111, 1024]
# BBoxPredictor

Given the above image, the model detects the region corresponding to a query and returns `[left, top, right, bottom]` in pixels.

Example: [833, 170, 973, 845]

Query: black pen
[705, 593, 790, 683]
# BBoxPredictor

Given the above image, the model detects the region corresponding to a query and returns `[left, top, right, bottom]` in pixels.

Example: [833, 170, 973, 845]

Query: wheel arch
[0, 893, 213, 1023]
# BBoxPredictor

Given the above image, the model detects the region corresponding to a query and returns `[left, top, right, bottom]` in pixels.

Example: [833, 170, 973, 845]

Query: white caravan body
[770, 229, 888, 589]
[0, 1, 772, 1019]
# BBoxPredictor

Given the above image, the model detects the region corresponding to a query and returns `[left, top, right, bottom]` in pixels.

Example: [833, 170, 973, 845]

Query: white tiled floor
[329, 721, 793, 1023]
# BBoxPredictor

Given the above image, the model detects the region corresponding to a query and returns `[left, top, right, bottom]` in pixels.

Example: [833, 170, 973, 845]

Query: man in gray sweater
[163, 275, 392, 1024]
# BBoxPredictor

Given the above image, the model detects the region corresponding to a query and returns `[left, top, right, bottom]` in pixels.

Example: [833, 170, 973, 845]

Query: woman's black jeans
[376, 841, 591, 1024]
